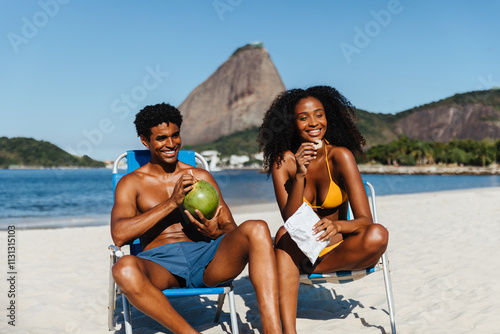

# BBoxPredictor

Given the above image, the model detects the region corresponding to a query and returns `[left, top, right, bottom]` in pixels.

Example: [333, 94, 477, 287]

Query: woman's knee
[364, 224, 389, 253]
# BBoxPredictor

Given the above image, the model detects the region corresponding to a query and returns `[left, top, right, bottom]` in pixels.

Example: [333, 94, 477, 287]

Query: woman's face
[293, 97, 327, 142]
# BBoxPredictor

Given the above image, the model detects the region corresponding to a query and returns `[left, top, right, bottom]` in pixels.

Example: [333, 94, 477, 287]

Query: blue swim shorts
[137, 235, 228, 288]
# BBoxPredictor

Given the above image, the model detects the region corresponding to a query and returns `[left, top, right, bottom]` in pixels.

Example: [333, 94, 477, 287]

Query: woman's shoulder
[328, 145, 356, 164]
[272, 150, 295, 173]
[280, 150, 296, 166]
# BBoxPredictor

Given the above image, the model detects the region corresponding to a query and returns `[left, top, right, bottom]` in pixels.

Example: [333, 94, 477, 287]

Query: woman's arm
[272, 158, 304, 221]
[272, 143, 317, 221]
[319, 147, 373, 238]
[313, 147, 373, 242]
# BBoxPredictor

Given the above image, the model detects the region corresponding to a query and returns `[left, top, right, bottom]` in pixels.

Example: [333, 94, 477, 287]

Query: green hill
[354, 109, 398, 146]
[184, 108, 400, 157]
[184, 89, 500, 157]
[0, 137, 105, 168]
[394, 89, 500, 120]
[184, 127, 260, 158]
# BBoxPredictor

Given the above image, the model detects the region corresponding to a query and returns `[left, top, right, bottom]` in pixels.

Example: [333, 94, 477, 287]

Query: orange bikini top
[303, 144, 347, 210]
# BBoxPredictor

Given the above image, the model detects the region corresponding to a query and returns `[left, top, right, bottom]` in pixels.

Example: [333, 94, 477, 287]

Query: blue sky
[1, 0, 499, 161]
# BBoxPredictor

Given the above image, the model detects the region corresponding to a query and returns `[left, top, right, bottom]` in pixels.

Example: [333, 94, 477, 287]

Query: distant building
[229, 155, 250, 168]
[253, 152, 264, 161]
[201, 150, 221, 171]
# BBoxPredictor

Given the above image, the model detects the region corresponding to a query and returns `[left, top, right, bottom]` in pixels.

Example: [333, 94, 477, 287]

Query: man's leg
[112, 255, 199, 334]
[203, 219, 282, 334]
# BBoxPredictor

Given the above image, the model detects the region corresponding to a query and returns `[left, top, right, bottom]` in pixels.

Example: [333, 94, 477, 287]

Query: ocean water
[0, 168, 499, 229]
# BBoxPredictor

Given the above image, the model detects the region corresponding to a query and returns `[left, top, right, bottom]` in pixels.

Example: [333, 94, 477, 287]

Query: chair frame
[107, 150, 239, 334]
[299, 181, 396, 334]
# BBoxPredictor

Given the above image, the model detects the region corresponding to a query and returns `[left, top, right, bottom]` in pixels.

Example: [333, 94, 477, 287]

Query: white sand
[1, 187, 500, 333]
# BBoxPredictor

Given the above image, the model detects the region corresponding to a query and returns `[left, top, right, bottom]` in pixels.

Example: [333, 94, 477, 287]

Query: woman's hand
[170, 173, 195, 206]
[313, 217, 341, 242]
[295, 142, 317, 176]
[184, 206, 223, 239]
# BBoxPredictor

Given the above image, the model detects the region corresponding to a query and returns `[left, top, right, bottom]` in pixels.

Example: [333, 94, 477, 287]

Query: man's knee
[239, 219, 272, 240]
[112, 255, 144, 291]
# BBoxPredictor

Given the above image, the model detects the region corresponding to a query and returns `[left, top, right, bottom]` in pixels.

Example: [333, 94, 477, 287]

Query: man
[111, 103, 282, 334]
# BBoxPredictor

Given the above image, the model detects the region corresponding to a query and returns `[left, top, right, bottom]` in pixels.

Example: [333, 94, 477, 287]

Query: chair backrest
[112, 149, 205, 255]
[112, 150, 198, 193]
[347, 181, 378, 223]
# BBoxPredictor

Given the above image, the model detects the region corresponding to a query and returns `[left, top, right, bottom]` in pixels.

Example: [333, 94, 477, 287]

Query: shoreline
[3, 164, 500, 175]
[357, 163, 500, 175]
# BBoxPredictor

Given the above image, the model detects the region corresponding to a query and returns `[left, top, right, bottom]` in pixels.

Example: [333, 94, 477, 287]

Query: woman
[258, 85, 388, 333]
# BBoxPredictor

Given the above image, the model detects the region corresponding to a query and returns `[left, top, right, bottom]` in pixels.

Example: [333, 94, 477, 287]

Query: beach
[2, 187, 500, 333]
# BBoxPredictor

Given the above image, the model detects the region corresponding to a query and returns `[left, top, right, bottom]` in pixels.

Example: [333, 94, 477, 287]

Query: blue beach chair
[299, 181, 396, 334]
[107, 150, 239, 334]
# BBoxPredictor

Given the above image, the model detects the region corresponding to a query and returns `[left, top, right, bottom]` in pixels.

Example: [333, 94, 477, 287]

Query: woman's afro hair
[257, 85, 365, 175]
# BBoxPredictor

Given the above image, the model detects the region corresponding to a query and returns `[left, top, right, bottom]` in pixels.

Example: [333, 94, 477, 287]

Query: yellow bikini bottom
[318, 240, 343, 258]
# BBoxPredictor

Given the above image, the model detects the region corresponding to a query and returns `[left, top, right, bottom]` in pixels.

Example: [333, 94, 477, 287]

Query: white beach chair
[107, 150, 239, 334]
[299, 181, 396, 333]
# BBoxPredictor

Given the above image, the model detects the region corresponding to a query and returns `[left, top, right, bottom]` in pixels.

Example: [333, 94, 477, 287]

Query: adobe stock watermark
[475, 74, 499, 93]
[339, 0, 404, 64]
[258, 110, 294, 146]
[64, 65, 169, 158]
[213, 0, 243, 21]
[6, 226, 17, 327]
[7, 0, 70, 54]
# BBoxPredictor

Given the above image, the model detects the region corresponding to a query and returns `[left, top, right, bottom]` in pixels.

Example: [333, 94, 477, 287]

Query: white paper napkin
[284, 203, 329, 263]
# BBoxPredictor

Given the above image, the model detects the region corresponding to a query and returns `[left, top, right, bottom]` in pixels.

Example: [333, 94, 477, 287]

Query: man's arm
[110, 172, 193, 247]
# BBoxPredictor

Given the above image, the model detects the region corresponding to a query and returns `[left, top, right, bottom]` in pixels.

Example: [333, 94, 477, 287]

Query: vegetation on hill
[354, 109, 398, 146]
[184, 127, 260, 158]
[394, 89, 500, 120]
[364, 136, 500, 167]
[184, 89, 500, 168]
[0, 137, 105, 168]
[231, 42, 264, 57]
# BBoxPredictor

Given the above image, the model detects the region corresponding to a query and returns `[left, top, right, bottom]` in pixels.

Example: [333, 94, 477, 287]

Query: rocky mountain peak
[179, 43, 285, 146]
[396, 90, 500, 142]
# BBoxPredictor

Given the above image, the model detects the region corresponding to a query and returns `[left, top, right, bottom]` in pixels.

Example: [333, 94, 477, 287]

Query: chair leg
[108, 252, 117, 331]
[381, 253, 396, 334]
[228, 289, 239, 334]
[214, 293, 226, 322]
[122, 294, 133, 334]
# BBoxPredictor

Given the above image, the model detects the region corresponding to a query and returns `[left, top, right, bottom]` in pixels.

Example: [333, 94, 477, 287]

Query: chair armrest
[108, 245, 124, 258]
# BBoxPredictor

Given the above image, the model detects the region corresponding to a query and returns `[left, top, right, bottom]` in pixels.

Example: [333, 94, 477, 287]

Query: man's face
[141, 122, 181, 164]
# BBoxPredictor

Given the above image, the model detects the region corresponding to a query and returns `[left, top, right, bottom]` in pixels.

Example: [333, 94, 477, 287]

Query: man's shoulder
[189, 167, 216, 184]
[117, 165, 152, 187]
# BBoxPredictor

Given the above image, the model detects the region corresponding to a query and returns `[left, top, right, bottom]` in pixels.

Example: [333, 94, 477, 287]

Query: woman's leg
[274, 226, 311, 334]
[314, 223, 388, 273]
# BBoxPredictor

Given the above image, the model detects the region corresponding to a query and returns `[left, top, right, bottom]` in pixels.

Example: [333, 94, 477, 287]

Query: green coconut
[183, 180, 220, 219]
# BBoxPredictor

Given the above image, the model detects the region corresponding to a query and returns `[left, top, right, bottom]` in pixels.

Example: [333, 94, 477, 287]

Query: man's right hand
[170, 173, 195, 206]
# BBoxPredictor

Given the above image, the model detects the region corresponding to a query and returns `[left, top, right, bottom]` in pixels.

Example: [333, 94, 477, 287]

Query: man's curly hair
[257, 85, 365, 176]
[134, 103, 183, 140]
